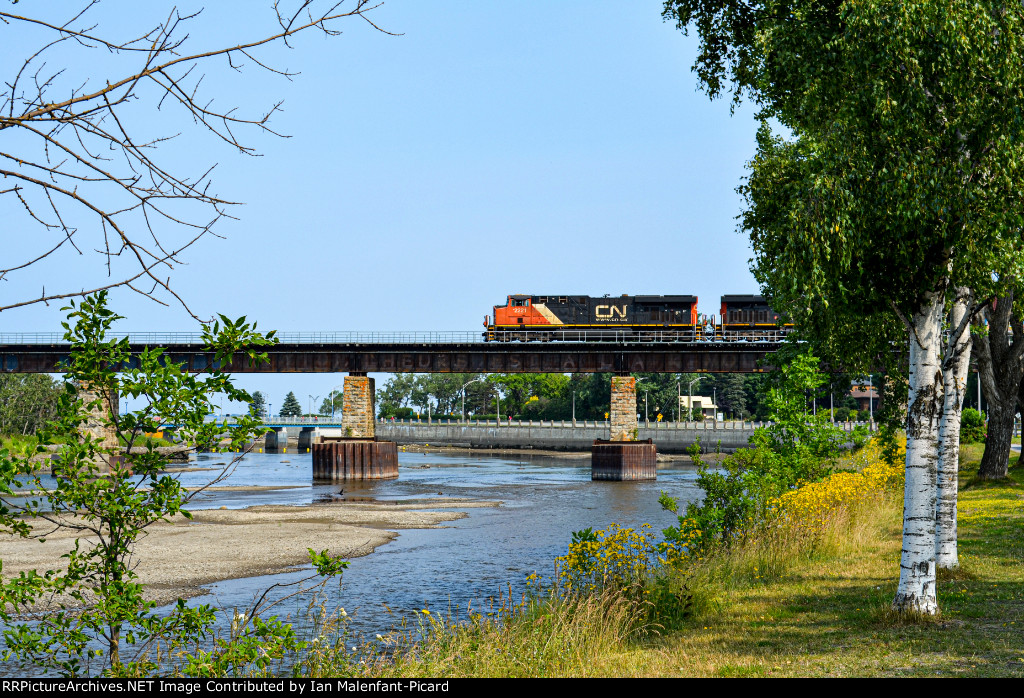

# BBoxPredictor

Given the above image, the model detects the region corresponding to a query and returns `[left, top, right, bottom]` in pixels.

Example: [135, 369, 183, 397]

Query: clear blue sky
[3, 1, 760, 411]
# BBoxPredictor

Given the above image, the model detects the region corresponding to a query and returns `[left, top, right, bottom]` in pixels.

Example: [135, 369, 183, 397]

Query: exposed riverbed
[176, 449, 705, 641]
[2, 448, 705, 671]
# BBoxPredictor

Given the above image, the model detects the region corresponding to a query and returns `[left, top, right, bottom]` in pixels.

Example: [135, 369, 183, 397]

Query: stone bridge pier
[79, 382, 120, 475]
[592, 375, 656, 481]
[312, 374, 398, 480]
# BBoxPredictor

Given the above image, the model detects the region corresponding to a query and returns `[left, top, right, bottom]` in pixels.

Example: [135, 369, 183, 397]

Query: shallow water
[3, 449, 703, 674]
[184, 449, 703, 642]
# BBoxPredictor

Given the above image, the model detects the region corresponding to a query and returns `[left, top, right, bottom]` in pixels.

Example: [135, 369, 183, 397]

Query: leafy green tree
[249, 390, 266, 418]
[319, 390, 344, 417]
[573, 373, 612, 420]
[376, 374, 417, 418]
[665, 0, 1024, 614]
[464, 379, 497, 418]
[279, 391, 302, 417]
[487, 374, 570, 418]
[0, 374, 61, 436]
[0, 293, 348, 676]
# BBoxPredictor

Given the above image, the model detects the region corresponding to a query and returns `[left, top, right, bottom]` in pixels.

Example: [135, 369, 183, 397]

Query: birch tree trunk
[893, 289, 945, 614]
[936, 287, 972, 569]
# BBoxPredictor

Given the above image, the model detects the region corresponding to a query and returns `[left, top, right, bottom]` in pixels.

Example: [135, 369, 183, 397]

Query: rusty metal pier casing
[591, 439, 657, 481]
[312, 438, 398, 480]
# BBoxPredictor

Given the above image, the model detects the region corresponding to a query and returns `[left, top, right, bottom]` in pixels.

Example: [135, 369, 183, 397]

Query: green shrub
[960, 408, 986, 444]
[661, 353, 845, 556]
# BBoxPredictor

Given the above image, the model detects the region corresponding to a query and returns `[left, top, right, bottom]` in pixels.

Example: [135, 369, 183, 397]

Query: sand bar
[2, 496, 495, 610]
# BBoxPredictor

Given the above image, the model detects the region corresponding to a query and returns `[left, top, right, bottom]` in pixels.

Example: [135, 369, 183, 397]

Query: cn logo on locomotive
[595, 304, 627, 319]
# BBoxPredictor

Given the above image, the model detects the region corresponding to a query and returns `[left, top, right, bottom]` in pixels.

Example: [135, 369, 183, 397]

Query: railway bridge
[0, 331, 780, 481]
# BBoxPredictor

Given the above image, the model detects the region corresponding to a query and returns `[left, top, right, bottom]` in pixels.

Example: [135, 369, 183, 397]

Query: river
[3, 448, 704, 674]
[182, 449, 703, 643]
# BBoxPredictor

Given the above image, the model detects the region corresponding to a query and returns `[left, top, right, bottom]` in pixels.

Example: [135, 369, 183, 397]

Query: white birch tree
[936, 288, 972, 569]
[664, 0, 1024, 613]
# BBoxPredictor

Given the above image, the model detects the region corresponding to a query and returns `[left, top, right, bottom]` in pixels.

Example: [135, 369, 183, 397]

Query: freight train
[483, 294, 792, 341]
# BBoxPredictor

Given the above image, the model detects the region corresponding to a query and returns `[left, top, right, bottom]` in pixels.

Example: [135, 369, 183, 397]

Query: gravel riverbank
[1, 488, 497, 610]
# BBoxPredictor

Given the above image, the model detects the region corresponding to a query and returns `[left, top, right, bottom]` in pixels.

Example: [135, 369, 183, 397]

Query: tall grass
[297, 438, 906, 677]
[670, 439, 904, 618]
[300, 587, 647, 678]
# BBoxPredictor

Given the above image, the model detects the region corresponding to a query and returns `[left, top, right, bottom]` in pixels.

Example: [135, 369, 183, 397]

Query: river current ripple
[182, 450, 704, 645]
[3, 449, 703, 673]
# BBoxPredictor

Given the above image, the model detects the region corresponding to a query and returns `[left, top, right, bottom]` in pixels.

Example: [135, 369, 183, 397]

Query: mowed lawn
[608, 443, 1024, 678]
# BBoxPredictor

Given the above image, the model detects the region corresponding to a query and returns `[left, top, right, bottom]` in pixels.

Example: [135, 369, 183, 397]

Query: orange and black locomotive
[484, 294, 792, 341]
[484, 294, 700, 341]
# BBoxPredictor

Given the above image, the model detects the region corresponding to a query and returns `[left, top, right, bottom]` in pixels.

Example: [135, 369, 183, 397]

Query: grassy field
[298, 442, 1023, 678]
[612, 447, 1024, 677]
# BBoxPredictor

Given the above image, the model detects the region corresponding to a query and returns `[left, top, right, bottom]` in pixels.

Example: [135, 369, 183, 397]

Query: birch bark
[893, 288, 945, 614]
[936, 287, 972, 569]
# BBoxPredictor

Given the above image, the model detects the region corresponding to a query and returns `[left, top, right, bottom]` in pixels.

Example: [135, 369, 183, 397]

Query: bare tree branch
[0, 1, 391, 317]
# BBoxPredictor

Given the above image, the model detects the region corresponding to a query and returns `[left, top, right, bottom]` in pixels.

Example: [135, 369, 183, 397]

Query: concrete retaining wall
[371, 421, 763, 453]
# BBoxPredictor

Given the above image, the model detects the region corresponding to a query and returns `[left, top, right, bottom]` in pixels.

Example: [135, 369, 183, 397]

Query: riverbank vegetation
[0, 294, 352, 677]
[293, 438, 1022, 678]
[288, 357, 1021, 677]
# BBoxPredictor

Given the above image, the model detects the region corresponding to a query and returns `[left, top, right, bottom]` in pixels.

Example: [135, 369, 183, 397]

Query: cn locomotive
[718, 294, 793, 341]
[483, 294, 791, 341]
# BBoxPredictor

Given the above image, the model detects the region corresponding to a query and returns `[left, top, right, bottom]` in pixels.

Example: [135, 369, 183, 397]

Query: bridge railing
[192, 416, 875, 433]
[0, 329, 789, 346]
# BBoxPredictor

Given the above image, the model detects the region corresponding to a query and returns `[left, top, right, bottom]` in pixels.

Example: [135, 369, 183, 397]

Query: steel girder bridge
[0, 331, 779, 374]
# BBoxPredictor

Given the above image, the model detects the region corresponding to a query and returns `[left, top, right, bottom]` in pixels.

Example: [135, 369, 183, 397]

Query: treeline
[373, 372, 873, 422]
[0, 374, 61, 435]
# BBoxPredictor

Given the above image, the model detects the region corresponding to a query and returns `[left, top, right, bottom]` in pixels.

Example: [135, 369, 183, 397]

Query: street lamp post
[687, 376, 704, 422]
[869, 375, 874, 423]
[461, 378, 483, 422]
[308, 394, 320, 419]
[572, 390, 576, 426]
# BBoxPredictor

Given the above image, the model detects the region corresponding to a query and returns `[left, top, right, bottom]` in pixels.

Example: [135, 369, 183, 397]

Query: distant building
[850, 383, 880, 413]
[678, 395, 719, 420]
